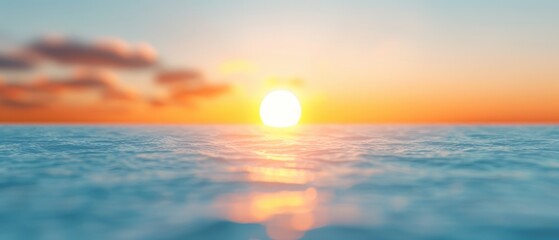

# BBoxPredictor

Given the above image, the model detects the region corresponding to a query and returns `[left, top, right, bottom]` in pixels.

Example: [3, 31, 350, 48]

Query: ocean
[1, 125, 558, 240]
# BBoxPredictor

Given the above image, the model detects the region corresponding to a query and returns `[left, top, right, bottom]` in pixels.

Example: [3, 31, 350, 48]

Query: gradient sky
[1, 0, 558, 123]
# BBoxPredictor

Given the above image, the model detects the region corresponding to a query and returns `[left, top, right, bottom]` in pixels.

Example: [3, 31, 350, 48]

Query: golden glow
[219, 60, 255, 75]
[241, 166, 314, 184]
[260, 90, 302, 127]
[217, 188, 319, 240]
[209, 127, 368, 240]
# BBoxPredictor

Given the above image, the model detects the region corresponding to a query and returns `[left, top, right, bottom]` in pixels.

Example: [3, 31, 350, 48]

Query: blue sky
[2, 0, 557, 69]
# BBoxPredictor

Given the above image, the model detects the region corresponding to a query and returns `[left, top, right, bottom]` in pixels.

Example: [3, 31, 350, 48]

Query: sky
[0, 0, 558, 123]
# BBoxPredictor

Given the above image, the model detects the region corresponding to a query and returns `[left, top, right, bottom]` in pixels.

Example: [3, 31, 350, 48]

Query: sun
[260, 90, 301, 128]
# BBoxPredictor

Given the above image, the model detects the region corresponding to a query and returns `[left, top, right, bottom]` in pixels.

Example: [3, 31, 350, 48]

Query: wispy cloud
[28, 36, 157, 69]
[0, 70, 137, 109]
[0, 52, 36, 70]
[152, 69, 231, 107]
[0, 34, 232, 117]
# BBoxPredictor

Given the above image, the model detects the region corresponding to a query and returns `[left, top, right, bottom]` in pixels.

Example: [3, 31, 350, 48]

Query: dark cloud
[0, 70, 137, 109]
[153, 69, 231, 107]
[0, 34, 232, 114]
[0, 53, 36, 70]
[156, 69, 202, 86]
[28, 36, 157, 68]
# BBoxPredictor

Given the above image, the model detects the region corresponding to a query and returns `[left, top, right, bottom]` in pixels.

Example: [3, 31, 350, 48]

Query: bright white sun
[260, 90, 301, 128]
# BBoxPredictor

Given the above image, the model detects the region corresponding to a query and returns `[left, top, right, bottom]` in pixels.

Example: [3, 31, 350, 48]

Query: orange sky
[1, 1, 558, 123]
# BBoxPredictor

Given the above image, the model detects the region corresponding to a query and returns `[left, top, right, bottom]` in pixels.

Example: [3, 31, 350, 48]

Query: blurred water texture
[1, 125, 558, 240]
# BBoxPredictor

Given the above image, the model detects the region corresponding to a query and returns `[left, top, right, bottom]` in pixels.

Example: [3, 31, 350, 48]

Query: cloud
[0, 70, 137, 109]
[0, 52, 36, 70]
[0, 68, 231, 110]
[0, 81, 46, 108]
[156, 69, 202, 86]
[28, 36, 157, 68]
[153, 69, 231, 107]
[0, 34, 233, 121]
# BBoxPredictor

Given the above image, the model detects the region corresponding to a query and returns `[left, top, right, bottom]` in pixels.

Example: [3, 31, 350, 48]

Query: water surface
[1, 125, 558, 239]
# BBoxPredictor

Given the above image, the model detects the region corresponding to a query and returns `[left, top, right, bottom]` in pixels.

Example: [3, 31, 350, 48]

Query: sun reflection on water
[208, 126, 367, 239]
[212, 127, 328, 239]
[216, 188, 322, 240]
[242, 166, 315, 184]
